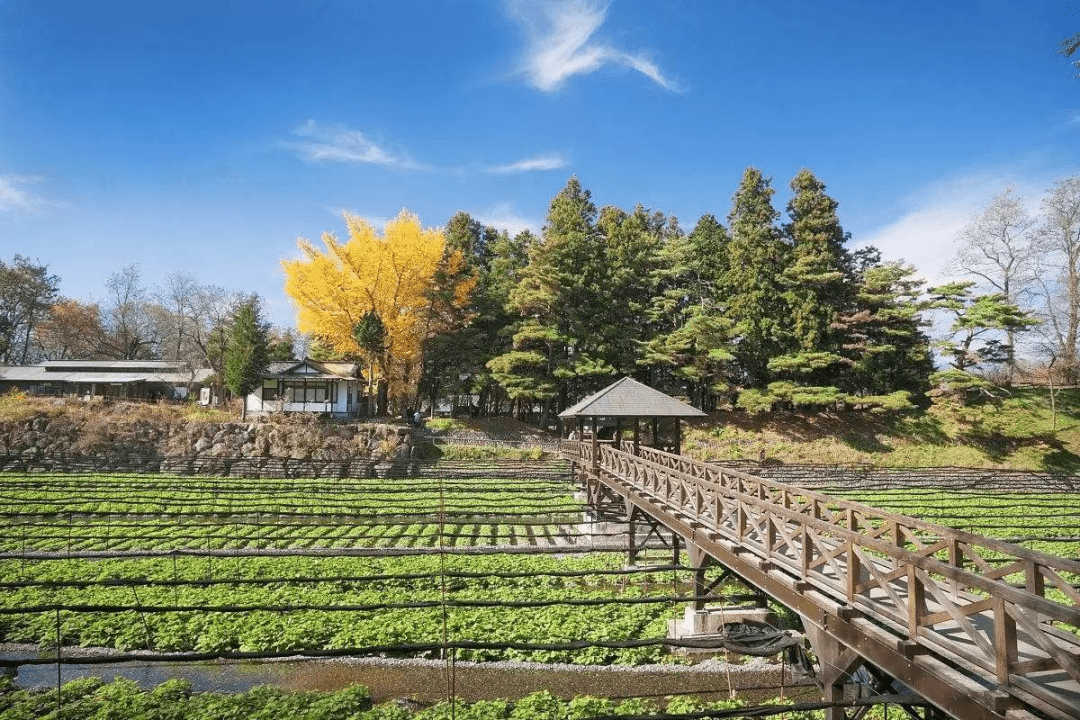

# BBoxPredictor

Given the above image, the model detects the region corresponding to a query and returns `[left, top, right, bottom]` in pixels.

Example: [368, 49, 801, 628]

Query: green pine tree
[598, 204, 668, 378]
[764, 170, 856, 410]
[224, 297, 271, 420]
[723, 167, 790, 390]
[841, 261, 932, 407]
[488, 177, 609, 423]
[642, 213, 734, 409]
[927, 281, 1039, 403]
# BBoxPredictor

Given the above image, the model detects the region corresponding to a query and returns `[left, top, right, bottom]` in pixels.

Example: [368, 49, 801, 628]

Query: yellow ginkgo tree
[282, 210, 475, 415]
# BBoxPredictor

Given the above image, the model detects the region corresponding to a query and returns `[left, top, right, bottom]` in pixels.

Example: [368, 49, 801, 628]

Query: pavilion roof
[557, 377, 707, 420]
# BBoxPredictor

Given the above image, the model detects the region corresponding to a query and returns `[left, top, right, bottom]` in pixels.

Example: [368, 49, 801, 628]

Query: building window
[261, 381, 278, 401]
[281, 380, 330, 403]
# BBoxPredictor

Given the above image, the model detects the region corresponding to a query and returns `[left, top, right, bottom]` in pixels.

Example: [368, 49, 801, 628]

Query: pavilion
[558, 376, 707, 457]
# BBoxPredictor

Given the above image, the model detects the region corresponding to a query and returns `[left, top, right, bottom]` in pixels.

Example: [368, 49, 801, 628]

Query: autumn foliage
[282, 210, 475, 409]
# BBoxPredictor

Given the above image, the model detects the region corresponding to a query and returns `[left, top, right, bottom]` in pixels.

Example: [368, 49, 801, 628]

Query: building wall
[247, 378, 363, 418]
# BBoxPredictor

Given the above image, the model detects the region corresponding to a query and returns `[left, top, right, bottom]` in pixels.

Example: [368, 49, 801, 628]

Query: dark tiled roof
[264, 359, 361, 380]
[558, 377, 707, 419]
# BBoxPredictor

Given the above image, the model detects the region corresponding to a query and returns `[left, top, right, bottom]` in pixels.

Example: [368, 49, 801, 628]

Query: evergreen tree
[642, 213, 734, 409]
[223, 297, 271, 421]
[723, 167, 789, 389]
[842, 261, 932, 406]
[927, 281, 1038, 403]
[763, 170, 856, 409]
[488, 177, 608, 423]
[419, 216, 527, 417]
[598, 204, 667, 378]
[781, 170, 853, 354]
[352, 310, 387, 414]
[414, 212, 486, 413]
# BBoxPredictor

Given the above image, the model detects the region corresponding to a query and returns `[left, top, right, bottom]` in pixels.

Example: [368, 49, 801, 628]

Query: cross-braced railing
[562, 440, 1080, 720]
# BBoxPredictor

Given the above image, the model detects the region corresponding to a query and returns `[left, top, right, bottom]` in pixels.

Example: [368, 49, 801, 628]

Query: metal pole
[55, 608, 62, 717]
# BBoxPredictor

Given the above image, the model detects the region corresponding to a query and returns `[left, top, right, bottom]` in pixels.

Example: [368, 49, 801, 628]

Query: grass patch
[424, 417, 468, 432]
[436, 444, 545, 461]
[685, 387, 1080, 470]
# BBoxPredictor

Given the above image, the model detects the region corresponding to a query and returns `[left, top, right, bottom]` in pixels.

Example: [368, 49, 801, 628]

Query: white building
[0, 360, 212, 400]
[246, 359, 365, 418]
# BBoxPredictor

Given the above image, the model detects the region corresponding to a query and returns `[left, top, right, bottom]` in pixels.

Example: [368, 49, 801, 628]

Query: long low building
[0, 360, 213, 400]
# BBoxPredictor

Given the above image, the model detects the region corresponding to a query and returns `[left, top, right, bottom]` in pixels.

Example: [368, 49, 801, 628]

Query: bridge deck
[562, 442, 1080, 720]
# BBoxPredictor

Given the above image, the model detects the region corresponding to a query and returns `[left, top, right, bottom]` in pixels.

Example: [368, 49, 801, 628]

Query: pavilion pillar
[674, 419, 681, 456]
[615, 418, 623, 452]
[651, 418, 659, 450]
[590, 416, 598, 476]
[632, 419, 640, 456]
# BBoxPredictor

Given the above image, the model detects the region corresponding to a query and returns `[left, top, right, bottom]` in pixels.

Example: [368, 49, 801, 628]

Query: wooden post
[674, 419, 681, 456]
[1024, 560, 1045, 597]
[847, 509, 860, 605]
[651, 417, 658, 449]
[590, 416, 598, 476]
[994, 598, 1017, 685]
[633, 419, 640, 455]
[907, 565, 925, 640]
[948, 536, 963, 599]
[802, 621, 863, 720]
[615, 417, 623, 452]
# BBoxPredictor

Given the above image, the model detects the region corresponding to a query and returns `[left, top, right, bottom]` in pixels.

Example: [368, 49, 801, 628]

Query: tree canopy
[282, 210, 476, 412]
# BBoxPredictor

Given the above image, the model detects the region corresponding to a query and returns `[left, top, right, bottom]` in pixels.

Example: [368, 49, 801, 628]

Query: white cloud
[286, 120, 427, 170]
[856, 169, 1047, 287]
[473, 203, 541, 237]
[510, 0, 678, 92]
[0, 174, 44, 212]
[486, 152, 567, 174]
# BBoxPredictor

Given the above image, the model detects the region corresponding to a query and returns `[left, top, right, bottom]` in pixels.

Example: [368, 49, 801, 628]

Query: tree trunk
[376, 379, 388, 417]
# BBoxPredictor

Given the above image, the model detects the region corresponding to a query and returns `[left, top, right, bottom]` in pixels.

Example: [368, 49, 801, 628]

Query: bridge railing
[563, 441, 1080, 716]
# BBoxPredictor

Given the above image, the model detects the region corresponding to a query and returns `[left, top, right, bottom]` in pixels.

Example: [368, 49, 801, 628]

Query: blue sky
[1, 0, 1078, 328]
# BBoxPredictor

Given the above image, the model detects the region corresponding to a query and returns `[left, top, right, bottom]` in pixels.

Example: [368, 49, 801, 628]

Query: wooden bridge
[561, 440, 1080, 720]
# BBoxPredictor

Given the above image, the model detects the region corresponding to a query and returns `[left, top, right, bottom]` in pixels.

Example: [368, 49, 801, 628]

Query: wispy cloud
[0, 174, 45, 213]
[286, 120, 428, 170]
[856, 169, 1047, 286]
[510, 0, 678, 92]
[486, 152, 567, 174]
[332, 207, 393, 230]
[473, 203, 541, 237]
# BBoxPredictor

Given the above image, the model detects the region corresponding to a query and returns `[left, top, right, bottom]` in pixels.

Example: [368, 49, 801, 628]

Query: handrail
[619, 444, 1080, 624]
[561, 440, 1080, 717]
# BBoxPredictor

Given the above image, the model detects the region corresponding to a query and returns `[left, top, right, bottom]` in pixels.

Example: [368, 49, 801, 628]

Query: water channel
[4, 648, 814, 705]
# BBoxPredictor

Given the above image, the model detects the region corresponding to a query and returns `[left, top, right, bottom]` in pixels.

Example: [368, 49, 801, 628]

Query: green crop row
[0, 553, 712, 665]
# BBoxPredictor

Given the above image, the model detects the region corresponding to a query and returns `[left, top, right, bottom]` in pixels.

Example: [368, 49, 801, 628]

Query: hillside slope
[684, 387, 1080, 472]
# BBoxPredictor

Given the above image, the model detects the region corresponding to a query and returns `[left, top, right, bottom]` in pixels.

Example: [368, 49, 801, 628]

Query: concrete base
[577, 513, 669, 551]
[667, 606, 778, 655]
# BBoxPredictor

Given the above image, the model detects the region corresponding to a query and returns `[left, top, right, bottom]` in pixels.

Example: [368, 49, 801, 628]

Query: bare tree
[101, 264, 159, 360]
[1032, 176, 1080, 383]
[950, 187, 1036, 379]
[187, 284, 246, 403]
[154, 272, 201, 364]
